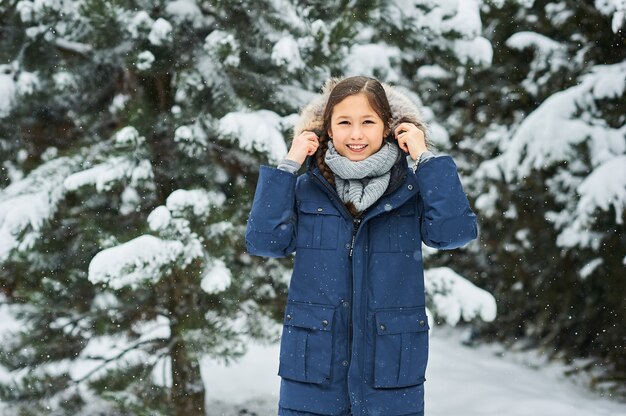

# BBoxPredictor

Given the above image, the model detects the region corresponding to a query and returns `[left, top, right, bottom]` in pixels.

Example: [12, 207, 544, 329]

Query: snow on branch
[51, 37, 93, 56]
[345, 44, 402, 82]
[594, 0, 626, 33]
[218, 110, 288, 163]
[91, 187, 228, 291]
[0, 157, 79, 263]
[397, 0, 492, 67]
[425, 267, 497, 326]
[71, 316, 171, 384]
[271, 34, 305, 73]
[87, 235, 190, 289]
[63, 128, 153, 192]
[577, 155, 626, 225]
[505, 31, 568, 95]
[556, 155, 626, 250]
[483, 61, 626, 183]
[201, 258, 232, 294]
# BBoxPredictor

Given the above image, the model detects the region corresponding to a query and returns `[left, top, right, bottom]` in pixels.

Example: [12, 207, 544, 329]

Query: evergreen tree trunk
[170, 334, 204, 415]
[170, 269, 205, 415]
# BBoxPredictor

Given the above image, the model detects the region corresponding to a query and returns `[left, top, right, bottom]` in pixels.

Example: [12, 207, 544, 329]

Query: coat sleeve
[245, 165, 298, 258]
[415, 155, 478, 250]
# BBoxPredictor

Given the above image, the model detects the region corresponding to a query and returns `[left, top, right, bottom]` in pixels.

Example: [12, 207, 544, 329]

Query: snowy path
[202, 327, 626, 416]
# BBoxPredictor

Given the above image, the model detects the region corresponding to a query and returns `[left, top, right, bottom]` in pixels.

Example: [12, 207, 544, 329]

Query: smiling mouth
[346, 144, 368, 151]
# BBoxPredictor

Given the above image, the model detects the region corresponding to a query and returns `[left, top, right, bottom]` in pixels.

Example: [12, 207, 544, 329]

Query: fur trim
[292, 77, 429, 143]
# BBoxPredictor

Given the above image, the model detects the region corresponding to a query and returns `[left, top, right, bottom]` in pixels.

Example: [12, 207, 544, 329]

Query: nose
[350, 124, 364, 140]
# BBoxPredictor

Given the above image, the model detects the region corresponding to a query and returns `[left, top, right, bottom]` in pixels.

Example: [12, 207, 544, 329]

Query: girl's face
[327, 93, 389, 161]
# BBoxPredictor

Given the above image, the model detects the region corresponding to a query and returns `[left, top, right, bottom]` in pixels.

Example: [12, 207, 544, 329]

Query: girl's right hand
[286, 131, 320, 165]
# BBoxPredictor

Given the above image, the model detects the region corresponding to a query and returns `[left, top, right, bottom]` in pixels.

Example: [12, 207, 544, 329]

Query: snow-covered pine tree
[469, 0, 626, 393]
[0, 0, 382, 413]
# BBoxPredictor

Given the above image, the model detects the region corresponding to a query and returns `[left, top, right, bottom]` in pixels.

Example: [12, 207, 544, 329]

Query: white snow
[505, 31, 569, 95]
[63, 156, 151, 192]
[166, 188, 225, 217]
[16, 70, 40, 95]
[201, 258, 232, 294]
[147, 205, 172, 231]
[271, 34, 305, 73]
[117, 126, 145, 146]
[200, 328, 626, 415]
[425, 267, 497, 326]
[127, 10, 154, 38]
[416, 65, 451, 80]
[218, 110, 288, 163]
[204, 30, 240, 67]
[345, 43, 402, 82]
[0, 157, 77, 262]
[440, 0, 482, 37]
[507, 30, 563, 53]
[165, 0, 205, 28]
[136, 50, 155, 71]
[109, 93, 129, 114]
[148, 18, 173, 46]
[62, 128, 152, 191]
[453, 36, 493, 66]
[577, 155, 626, 225]
[119, 186, 141, 215]
[87, 234, 187, 289]
[579, 257, 604, 279]
[594, 0, 626, 32]
[0, 67, 16, 117]
[173, 123, 209, 157]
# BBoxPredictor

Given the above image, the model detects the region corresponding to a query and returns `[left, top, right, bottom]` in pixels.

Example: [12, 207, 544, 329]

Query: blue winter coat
[246, 143, 477, 416]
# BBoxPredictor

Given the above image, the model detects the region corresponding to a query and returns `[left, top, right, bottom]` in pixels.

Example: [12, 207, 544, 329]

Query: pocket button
[379, 324, 386, 331]
[419, 320, 425, 327]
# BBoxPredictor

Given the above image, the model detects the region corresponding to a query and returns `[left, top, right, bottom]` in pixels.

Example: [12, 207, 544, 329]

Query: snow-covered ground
[202, 327, 626, 416]
[2, 297, 624, 415]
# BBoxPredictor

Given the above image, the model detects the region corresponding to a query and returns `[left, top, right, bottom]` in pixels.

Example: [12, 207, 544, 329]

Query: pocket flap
[298, 200, 341, 216]
[284, 301, 335, 332]
[375, 307, 429, 335]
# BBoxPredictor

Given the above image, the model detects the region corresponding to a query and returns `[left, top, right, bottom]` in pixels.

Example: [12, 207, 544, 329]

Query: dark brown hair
[315, 76, 393, 217]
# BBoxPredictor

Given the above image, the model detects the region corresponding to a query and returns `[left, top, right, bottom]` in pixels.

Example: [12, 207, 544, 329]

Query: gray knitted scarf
[325, 140, 399, 213]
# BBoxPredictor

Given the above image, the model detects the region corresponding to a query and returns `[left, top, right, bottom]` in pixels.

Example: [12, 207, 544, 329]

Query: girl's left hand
[394, 123, 427, 160]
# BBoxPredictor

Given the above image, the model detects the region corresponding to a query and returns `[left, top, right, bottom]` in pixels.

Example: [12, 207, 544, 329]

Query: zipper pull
[349, 218, 360, 258]
[349, 233, 355, 258]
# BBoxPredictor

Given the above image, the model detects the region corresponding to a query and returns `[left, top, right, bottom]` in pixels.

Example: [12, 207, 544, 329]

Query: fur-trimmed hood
[293, 77, 429, 142]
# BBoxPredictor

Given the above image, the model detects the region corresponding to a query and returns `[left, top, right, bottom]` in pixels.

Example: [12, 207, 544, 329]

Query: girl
[246, 76, 477, 416]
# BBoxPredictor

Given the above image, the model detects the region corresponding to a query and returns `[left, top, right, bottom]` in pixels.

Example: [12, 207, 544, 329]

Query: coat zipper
[347, 216, 361, 361]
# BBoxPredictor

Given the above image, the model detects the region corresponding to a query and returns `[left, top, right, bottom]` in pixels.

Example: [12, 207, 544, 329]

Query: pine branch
[72, 336, 177, 385]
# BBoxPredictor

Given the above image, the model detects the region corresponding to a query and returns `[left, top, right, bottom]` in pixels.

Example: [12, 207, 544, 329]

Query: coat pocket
[278, 301, 336, 384]
[373, 306, 429, 388]
[296, 200, 340, 250]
